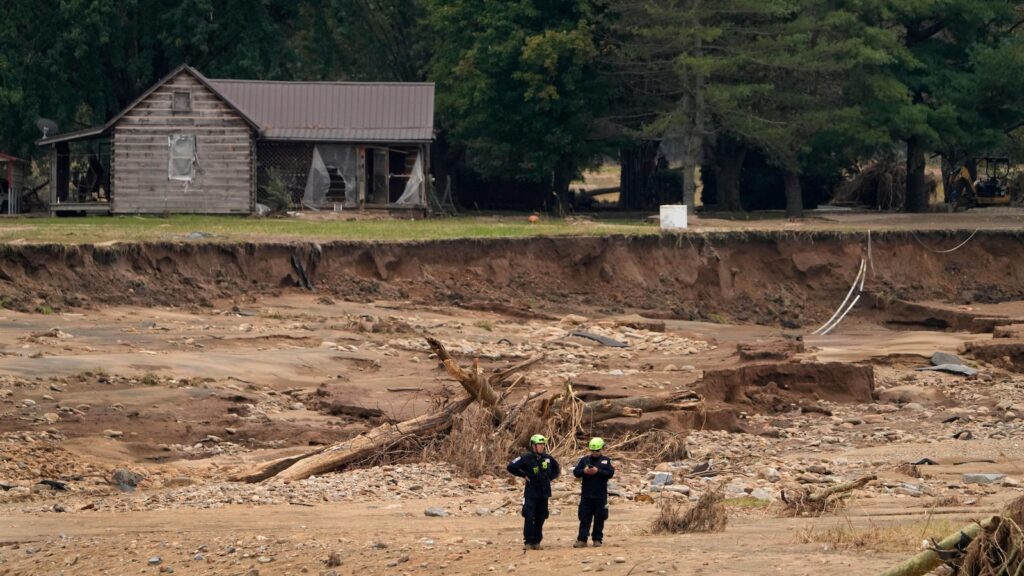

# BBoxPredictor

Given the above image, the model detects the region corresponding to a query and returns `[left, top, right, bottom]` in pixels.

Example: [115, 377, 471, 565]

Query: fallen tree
[877, 495, 1024, 576]
[780, 474, 876, 516]
[233, 337, 705, 482]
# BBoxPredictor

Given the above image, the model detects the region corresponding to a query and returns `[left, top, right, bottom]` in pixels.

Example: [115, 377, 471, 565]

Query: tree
[0, 0, 296, 156]
[613, 0, 897, 216]
[288, 0, 430, 82]
[856, 1, 1024, 212]
[426, 0, 609, 197]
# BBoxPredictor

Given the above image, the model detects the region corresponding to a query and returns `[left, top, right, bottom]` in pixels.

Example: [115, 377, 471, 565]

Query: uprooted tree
[232, 337, 704, 483]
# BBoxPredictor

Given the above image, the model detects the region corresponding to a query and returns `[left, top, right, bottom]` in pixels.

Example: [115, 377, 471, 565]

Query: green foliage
[258, 168, 291, 215]
[427, 0, 609, 185]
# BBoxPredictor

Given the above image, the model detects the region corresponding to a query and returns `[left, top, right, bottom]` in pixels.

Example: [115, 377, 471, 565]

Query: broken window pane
[168, 135, 197, 181]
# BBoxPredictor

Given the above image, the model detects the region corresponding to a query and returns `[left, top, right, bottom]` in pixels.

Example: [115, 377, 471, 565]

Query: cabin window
[168, 135, 197, 181]
[172, 91, 191, 112]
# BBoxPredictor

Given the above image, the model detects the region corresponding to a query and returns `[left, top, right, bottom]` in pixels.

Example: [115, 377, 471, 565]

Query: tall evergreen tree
[427, 0, 610, 193]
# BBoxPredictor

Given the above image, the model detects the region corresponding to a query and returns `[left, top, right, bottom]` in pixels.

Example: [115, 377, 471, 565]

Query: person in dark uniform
[506, 434, 561, 550]
[572, 437, 615, 547]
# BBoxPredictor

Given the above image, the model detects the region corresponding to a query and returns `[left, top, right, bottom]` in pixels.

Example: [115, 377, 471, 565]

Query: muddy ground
[1, 229, 1024, 575]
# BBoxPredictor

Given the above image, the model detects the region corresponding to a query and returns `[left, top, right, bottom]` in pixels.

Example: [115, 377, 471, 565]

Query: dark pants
[577, 497, 608, 543]
[522, 497, 549, 544]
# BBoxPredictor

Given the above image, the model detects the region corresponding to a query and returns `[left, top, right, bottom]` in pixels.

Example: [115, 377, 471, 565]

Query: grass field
[0, 214, 656, 244]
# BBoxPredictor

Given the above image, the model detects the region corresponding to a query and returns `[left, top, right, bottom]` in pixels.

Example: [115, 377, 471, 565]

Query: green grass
[724, 496, 771, 509]
[0, 215, 657, 244]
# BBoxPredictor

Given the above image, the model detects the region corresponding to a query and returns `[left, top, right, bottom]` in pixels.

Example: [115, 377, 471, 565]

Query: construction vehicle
[948, 156, 1013, 209]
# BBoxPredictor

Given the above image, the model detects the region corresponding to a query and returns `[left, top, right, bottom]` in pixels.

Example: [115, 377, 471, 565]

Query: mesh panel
[256, 142, 314, 205]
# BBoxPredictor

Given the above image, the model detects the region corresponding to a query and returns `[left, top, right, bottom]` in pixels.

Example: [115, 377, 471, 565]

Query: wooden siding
[112, 72, 254, 214]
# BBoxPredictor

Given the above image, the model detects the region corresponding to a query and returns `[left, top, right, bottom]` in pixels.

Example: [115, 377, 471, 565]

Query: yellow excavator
[948, 156, 1013, 209]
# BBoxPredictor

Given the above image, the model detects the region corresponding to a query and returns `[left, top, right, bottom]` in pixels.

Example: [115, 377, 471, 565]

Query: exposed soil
[2, 231, 1024, 575]
[3, 231, 1024, 328]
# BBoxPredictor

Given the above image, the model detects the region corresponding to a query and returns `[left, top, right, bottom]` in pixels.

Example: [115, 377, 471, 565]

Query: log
[426, 337, 501, 408]
[274, 397, 473, 481]
[576, 391, 703, 423]
[231, 398, 473, 483]
[808, 474, 876, 502]
[877, 517, 992, 576]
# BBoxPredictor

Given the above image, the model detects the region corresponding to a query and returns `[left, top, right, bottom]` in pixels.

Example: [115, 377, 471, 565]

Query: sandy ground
[1, 288, 1023, 575]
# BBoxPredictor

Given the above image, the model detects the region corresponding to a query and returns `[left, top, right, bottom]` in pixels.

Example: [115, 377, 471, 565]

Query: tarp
[304, 145, 358, 207]
[393, 151, 424, 206]
[168, 135, 197, 181]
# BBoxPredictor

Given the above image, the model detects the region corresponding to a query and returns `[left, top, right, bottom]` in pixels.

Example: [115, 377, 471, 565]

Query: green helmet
[588, 437, 605, 451]
[529, 434, 547, 445]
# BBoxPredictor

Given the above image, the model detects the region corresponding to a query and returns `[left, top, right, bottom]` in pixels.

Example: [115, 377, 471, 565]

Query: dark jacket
[572, 454, 615, 499]
[507, 451, 561, 499]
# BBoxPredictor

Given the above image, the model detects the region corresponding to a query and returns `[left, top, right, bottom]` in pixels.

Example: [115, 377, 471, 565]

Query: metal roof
[207, 79, 435, 142]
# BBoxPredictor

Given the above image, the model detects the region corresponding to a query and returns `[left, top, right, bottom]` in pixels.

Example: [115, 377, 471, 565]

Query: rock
[159, 567, 174, 574]
[749, 488, 775, 502]
[807, 464, 831, 475]
[560, 314, 589, 325]
[931, 352, 962, 366]
[245, 570, 260, 576]
[1002, 477, 1021, 487]
[111, 469, 143, 492]
[424, 506, 448, 517]
[902, 403, 925, 412]
[289, 402, 305, 411]
[615, 557, 626, 564]
[22, 399, 36, 408]
[962, 473, 1007, 485]
[148, 556, 162, 566]
[918, 364, 978, 377]
[474, 508, 492, 516]
[650, 472, 673, 487]
[757, 468, 781, 482]
[878, 386, 946, 405]
[326, 551, 343, 567]
[163, 477, 193, 488]
[607, 481, 623, 497]
[724, 482, 749, 497]
[41, 413, 59, 424]
[996, 399, 1014, 411]
[663, 485, 690, 495]
[103, 429, 123, 438]
[893, 484, 924, 497]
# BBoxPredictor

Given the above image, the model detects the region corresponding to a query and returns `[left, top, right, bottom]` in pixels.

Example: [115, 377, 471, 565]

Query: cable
[812, 258, 865, 335]
[910, 229, 979, 254]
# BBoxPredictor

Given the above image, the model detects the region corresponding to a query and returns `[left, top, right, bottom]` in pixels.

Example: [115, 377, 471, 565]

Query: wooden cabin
[37, 65, 434, 215]
[0, 153, 29, 214]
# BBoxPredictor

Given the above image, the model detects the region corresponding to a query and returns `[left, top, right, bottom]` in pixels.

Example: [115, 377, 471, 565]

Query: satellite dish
[36, 118, 59, 138]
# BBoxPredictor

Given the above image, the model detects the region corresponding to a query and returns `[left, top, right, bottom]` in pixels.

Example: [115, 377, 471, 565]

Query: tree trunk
[783, 169, 803, 218]
[904, 136, 929, 212]
[619, 142, 659, 210]
[231, 397, 474, 483]
[576, 391, 702, 422]
[877, 518, 992, 576]
[714, 143, 746, 212]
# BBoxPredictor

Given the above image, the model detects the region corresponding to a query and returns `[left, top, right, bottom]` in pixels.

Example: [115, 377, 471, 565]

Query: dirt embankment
[1, 231, 1022, 327]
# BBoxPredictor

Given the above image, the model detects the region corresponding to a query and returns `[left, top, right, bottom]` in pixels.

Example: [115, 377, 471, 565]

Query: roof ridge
[207, 79, 435, 87]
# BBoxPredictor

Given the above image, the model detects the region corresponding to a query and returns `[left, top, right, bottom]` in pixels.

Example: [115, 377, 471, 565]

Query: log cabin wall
[112, 71, 254, 214]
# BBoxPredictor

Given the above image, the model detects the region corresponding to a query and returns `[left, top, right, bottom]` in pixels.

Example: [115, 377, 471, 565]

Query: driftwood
[576, 391, 703, 422]
[231, 398, 473, 483]
[780, 474, 876, 516]
[877, 518, 991, 576]
[235, 337, 704, 483]
[273, 397, 473, 481]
